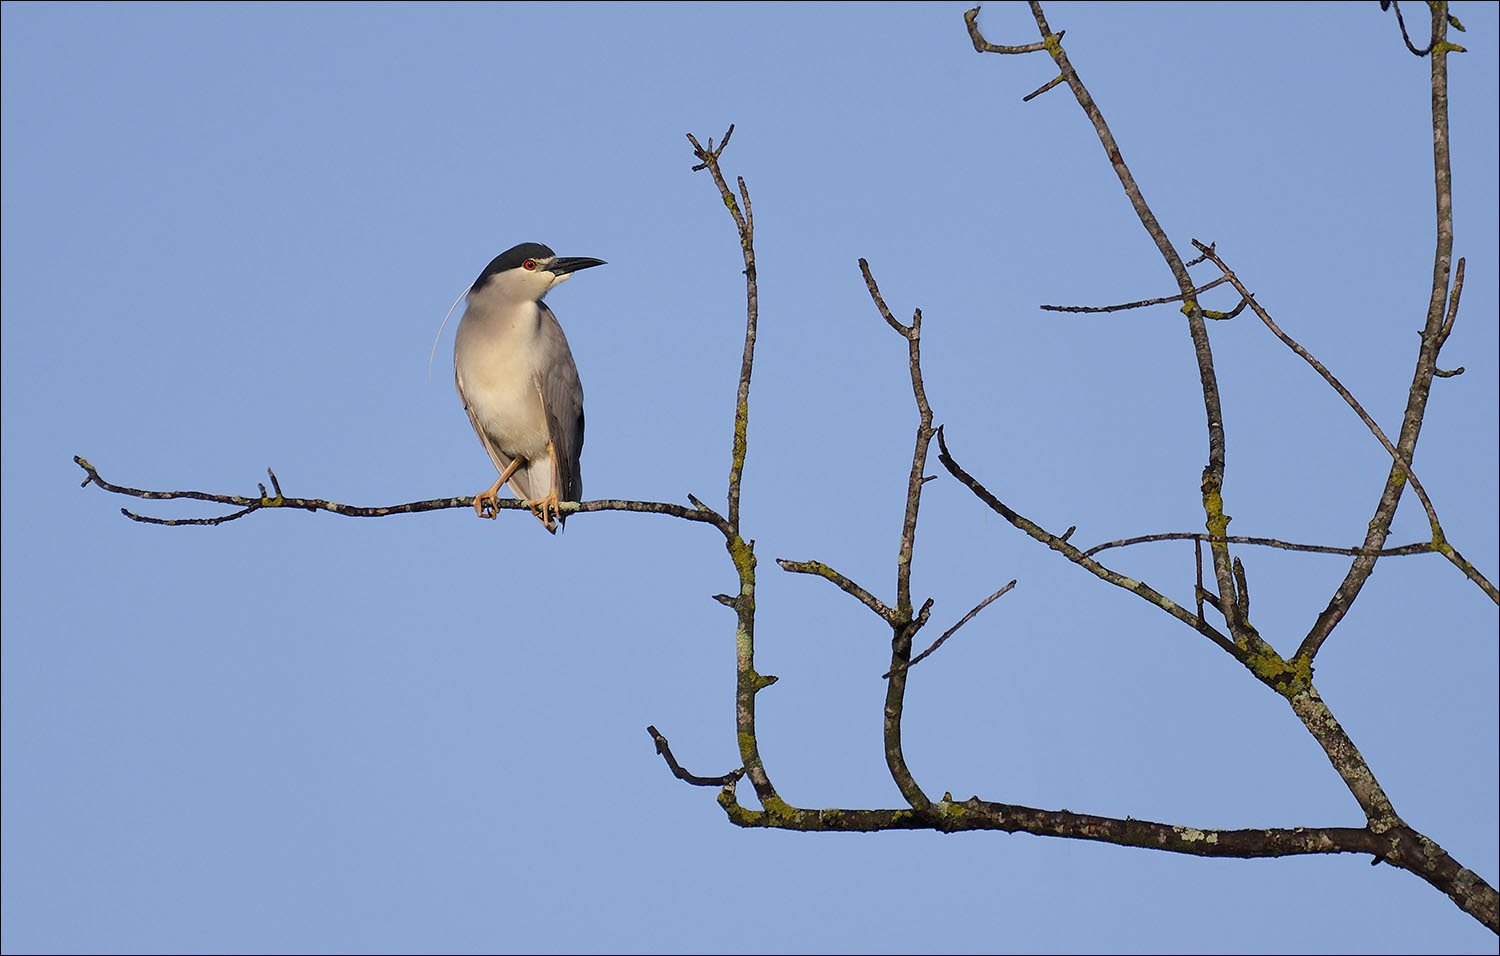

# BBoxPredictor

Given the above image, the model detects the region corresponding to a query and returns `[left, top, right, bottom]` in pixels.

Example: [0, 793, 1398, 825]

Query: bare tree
[75, 1, 1497, 934]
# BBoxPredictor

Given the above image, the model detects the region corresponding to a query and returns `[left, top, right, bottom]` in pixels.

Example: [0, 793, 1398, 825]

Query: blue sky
[3, 2, 1496, 953]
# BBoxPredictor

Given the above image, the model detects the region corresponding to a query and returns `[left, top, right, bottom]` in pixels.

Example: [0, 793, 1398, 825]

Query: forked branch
[1187, 242, 1495, 607]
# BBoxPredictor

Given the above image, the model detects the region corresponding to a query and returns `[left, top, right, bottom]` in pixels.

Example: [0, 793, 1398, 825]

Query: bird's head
[471, 242, 606, 303]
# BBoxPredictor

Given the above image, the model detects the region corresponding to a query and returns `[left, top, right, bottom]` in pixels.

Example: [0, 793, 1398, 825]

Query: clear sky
[3, 2, 1496, 953]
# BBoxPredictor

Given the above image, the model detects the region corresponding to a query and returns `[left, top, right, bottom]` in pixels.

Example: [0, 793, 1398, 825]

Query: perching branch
[74, 456, 730, 532]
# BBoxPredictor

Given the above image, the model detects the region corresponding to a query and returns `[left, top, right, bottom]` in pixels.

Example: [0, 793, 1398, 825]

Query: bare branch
[1021, 74, 1065, 102]
[858, 257, 909, 335]
[687, 123, 735, 172]
[962, 7, 1056, 54]
[1189, 242, 1497, 610]
[1232, 556, 1251, 621]
[883, 580, 1016, 678]
[711, 782, 1497, 928]
[1082, 531, 1438, 560]
[1194, 537, 1206, 622]
[1287, 1, 1490, 659]
[646, 725, 744, 788]
[970, 2, 1252, 651]
[74, 456, 730, 532]
[1437, 256, 1466, 348]
[936, 429, 1246, 662]
[856, 258, 941, 814]
[1040, 276, 1233, 314]
[687, 126, 758, 536]
[1386, 0, 1436, 56]
[683, 126, 783, 813]
[776, 559, 893, 622]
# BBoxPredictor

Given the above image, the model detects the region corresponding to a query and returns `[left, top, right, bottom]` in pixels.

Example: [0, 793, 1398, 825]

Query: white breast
[454, 296, 550, 461]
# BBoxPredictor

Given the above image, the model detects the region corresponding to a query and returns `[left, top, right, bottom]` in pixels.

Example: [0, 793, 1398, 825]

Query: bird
[453, 242, 605, 533]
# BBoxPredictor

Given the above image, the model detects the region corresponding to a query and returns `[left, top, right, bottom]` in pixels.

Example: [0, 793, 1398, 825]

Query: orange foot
[473, 486, 502, 519]
[473, 459, 523, 520]
[528, 490, 562, 532]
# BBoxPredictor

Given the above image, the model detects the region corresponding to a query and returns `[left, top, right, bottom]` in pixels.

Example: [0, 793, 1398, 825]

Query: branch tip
[886, 580, 1017, 678]
[646, 725, 743, 788]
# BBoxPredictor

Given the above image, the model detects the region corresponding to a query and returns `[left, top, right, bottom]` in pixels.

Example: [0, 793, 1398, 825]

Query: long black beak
[550, 256, 606, 276]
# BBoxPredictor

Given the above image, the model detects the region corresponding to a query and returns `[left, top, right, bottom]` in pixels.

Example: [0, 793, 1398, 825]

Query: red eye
[522, 259, 537, 271]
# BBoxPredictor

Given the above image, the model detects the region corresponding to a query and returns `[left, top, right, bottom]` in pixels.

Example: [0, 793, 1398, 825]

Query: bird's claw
[529, 491, 562, 530]
[473, 489, 502, 519]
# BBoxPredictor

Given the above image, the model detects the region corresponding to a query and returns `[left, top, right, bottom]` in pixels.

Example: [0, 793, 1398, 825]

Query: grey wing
[537, 302, 585, 504]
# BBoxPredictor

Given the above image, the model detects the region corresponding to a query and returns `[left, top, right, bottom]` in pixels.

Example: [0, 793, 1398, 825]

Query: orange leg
[526, 442, 563, 530]
[474, 457, 523, 519]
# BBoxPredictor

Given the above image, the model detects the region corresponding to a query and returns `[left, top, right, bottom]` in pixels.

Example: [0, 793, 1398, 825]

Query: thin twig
[1022, 74, 1065, 102]
[1436, 257, 1466, 348]
[1040, 276, 1233, 314]
[1083, 531, 1437, 560]
[1194, 537, 1205, 623]
[1387, 0, 1434, 56]
[884, 581, 1016, 678]
[1232, 556, 1251, 621]
[776, 559, 893, 622]
[859, 257, 909, 335]
[687, 126, 758, 536]
[963, 7, 1057, 54]
[646, 726, 744, 788]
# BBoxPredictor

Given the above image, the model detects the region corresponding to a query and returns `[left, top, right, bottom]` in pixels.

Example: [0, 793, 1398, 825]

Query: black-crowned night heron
[454, 242, 605, 533]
